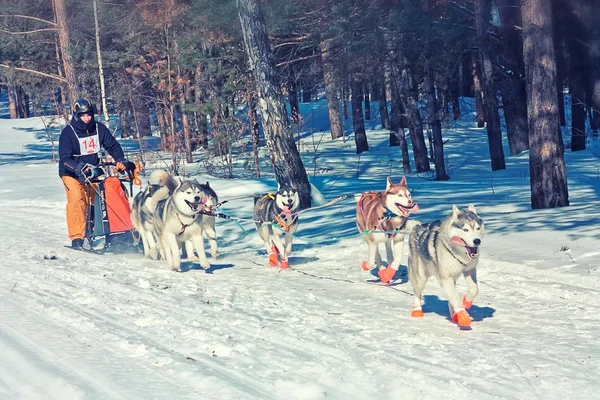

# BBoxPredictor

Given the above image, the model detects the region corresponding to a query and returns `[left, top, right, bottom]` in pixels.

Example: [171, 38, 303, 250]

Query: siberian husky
[131, 169, 170, 260]
[253, 187, 300, 268]
[146, 171, 218, 271]
[408, 204, 484, 327]
[356, 177, 419, 283]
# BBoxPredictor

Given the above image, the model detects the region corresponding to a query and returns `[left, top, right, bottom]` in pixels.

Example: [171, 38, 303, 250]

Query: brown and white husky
[356, 177, 419, 283]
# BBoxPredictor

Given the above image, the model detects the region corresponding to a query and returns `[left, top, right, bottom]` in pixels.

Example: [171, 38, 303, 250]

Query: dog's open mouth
[450, 236, 479, 259]
[185, 200, 203, 212]
[395, 202, 419, 217]
[465, 245, 478, 259]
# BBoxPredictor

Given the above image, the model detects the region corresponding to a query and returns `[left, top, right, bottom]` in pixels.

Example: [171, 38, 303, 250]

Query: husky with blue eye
[253, 187, 300, 269]
[408, 204, 484, 328]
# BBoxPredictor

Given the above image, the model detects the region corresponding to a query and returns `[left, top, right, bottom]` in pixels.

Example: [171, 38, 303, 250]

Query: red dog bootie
[268, 246, 279, 266]
[452, 309, 472, 327]
[411, 307, 424, 317]
[463, 296, 473, 309]
[361, 260, 371, 271]
[378, 266, 396, 284]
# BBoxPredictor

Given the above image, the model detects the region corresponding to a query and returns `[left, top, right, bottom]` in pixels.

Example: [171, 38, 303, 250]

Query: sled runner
[82, 161, 140, 254]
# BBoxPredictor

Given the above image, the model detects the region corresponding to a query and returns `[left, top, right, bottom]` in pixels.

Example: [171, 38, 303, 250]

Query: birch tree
[237, 0, 311, 208]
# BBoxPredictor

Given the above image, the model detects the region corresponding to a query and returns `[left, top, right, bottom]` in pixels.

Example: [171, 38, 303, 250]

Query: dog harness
[175, 212, 194, 235]
[358, 193, 406, 238]
[274, 213, 297, 232]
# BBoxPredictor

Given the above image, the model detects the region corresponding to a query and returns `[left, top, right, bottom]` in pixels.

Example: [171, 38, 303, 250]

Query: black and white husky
[253, 187, 300, 268]
[408, 204, 484, 327]
[131, 170, 169, 260]
[132, 170, 218, 271]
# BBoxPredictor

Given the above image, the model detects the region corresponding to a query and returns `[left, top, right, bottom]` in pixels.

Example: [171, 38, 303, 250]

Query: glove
[115, 159, 136, 172]
[76, 163, 102, 181]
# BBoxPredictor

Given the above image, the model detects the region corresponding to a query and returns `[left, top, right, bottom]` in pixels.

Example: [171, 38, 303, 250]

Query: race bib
[77, 133, 100, 155]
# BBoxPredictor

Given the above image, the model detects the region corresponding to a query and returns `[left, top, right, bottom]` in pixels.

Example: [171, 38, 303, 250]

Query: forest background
[1, 0, 599, 209]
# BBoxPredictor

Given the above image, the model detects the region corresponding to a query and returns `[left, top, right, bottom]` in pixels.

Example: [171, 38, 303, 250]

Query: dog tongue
[282, 206, 291, 214]
[450, 236, 467, 246]
[410, 203, 420, 212]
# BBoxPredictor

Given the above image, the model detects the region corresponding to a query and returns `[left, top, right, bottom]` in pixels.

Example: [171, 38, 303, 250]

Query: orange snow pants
[62, 176, 97, 241]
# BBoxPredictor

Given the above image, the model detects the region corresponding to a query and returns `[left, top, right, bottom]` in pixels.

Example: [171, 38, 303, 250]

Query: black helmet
[72, 98, 93, 117]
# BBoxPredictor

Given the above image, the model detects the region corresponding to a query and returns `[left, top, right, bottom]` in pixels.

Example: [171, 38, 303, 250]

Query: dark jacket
[58, 116, 125, 178]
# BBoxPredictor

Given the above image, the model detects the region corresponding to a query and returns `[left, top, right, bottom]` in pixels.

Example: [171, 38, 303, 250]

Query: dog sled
[82, 161, 140, 254]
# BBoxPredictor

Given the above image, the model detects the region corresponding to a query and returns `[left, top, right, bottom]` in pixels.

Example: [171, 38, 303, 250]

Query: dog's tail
[149, 169, 171, 186]
[149, 169, 178, 192]
[145, 170, 178, 212]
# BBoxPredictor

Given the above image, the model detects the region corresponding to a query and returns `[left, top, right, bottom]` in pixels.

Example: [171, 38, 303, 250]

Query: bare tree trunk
[386, 37, 410, 172]
[374, 60, 390, 130]
[471, 54, 486, 128]
[156, 101, 169, 149]
[590, 40, 600, 136]
[351, 70, 368, 154]
[342, 84, 349, 120]
[400, 55, 430, 172]
[424, 58, 449, 180]
[449, 74, 461, 120]
[567, 23, 587, 151]
[53, 0, 77, 103]
[437, 74, 451, 129]
[237, 0, 311, 208]
[321, 38, 344, 140]
[53, 35, 68, 121]
[92, 0, 109, 127]
[565, 0, 600, 137]
[363, 83, 371, 121]
[248, 93, 261, 177]
[7, 81, 18, 119]
[194, 62, 209, 149]
[551, 0, 566, 127]
[497, 0, 529, 155]
[180, 103, 193, 163]
[287, 70, 300, 126]
[23, 91, 31, 118]
[119, 108, 130, 139]
[389, 77, 402, 147]
[475, 0, 506, 171]
[16, 86, 27, 118]
[522, 0, 569, 209]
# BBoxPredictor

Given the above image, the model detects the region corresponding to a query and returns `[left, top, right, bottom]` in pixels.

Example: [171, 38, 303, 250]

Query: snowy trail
[1, 197, 599, 399]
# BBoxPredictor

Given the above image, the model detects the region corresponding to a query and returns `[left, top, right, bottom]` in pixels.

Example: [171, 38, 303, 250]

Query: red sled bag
[103, 176, 134, 233]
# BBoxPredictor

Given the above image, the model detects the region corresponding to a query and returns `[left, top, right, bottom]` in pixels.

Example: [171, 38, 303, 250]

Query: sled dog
[150, 172, 218, 271]
[408, 204, 484, 327]
[356, 177, 419, 283]
[253, 187, 300, 268]
[131, 169, 170, 260]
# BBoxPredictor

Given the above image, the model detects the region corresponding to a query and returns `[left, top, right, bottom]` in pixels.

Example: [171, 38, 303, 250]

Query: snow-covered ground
[0, 96, 599, 400]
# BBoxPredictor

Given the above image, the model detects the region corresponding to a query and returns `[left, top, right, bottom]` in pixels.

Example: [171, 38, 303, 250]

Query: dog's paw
[462, 296, 473, 309]
[360, 260, 371, 271]
[187, 255, 200, 262]
[452, 310, 471, 327]
[210, 250, 219, 258]
[201, 262, 210, 270]
[169, 265, 179, 272]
